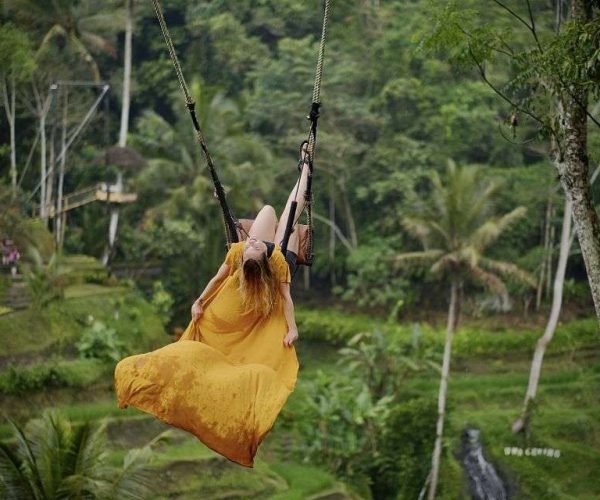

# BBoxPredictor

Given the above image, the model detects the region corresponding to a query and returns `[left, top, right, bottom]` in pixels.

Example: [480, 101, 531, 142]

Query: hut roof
[96, 145, 147, 169]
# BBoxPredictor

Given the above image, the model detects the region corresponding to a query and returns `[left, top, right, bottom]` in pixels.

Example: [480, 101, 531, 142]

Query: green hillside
[2, 287, 598, 498]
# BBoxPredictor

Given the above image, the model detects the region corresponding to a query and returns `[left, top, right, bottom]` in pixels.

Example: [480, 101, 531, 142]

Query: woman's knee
[259, 204, 276, 219]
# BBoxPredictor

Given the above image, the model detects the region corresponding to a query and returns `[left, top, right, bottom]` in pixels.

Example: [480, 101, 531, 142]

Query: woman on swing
[114, 142, 311, 468]
[189, 141, 312, 349]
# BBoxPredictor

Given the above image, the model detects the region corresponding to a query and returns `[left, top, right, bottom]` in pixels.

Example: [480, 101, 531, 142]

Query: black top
[263, 240, 275, 258]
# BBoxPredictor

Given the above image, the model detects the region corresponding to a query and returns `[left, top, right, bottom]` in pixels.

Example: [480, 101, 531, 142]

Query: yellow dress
[114, 241, 299, 467]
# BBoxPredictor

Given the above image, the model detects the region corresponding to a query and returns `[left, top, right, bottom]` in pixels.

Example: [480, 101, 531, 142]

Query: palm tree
[7, 0, 121, 221]
[0, 23, 35, 198]
[9, 0, 122, 83]
[102, 0, 135, 265]
[394, 161, 536, 500]
[124, 86, 276, 317]
[0, 410, 171, 499]
[131, 81, 276, 239]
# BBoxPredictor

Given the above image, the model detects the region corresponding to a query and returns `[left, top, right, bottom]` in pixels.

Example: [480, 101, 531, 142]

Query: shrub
[371, 397, 440, 499]
[336, 239, 420, 310]
[295, 307, 374, 346]
[296, 308, 599, 359]
[76, 320, 127, 363]
[22, 247, 67, 308]
[0, 358, 106, 395]
[151, 280, 174, 326]
[289, 327, 440, 495]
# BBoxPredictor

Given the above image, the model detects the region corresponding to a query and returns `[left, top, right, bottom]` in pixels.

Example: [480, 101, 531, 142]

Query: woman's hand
[191, 298, 204, 321]
[283, 328, 298, 347]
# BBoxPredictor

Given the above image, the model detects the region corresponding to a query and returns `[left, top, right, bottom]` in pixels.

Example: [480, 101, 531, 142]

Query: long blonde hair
[237, 253, 280, 317]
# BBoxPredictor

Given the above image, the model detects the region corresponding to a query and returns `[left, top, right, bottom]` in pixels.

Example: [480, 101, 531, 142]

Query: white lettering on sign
[503, 447, 560, 458]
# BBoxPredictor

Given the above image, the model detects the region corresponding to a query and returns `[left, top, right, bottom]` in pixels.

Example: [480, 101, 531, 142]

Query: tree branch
[526, 0, 542, 51]
[2, 79, 9, 121]
[313, 211, 355, 252]
[467, 42, 563, 157]
[468, 44, 546, 129]
[497, 122, 538, 145]
[496, 1, 600, 130]
[491, 0, 533, 33]
[455, 23, 514, 58]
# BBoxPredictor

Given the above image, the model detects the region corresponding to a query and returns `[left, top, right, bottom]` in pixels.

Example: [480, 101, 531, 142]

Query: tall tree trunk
[339, 176, 358, 247]
[47, 122, 56, 222]
[39, 101, 48, 222]
[119, 0, 133, 148]
[55, 88, 68, 252]
[554, 0, 600, 325]
[329, 176, 336, 286]
[428, 280, 460, 500]
[102, 172, 122, 265]
[512, 195, 572, 434]
[103, 0, 133, 266]
[32, 83, 55, 223]
[546, 203, 556, 301]
[536, 194, 552, 310]
[2, 77, 17, 198]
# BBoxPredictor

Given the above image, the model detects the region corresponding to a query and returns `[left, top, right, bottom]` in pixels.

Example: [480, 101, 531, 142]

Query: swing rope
[312, 0, 330, 106]
[280, 0, 331, 265]
[151, 0, 332, 260]
[151, 0, 239, 245]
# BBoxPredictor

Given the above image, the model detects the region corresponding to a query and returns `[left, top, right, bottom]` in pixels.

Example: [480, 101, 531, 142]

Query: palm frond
[392, 249, 444, 267]
[69, 420, 108, 480]
[430, 244, 481, 275]
[470, 206, 527, 252]
[0, 442, 36, 499]
[78, 11, 127, 34]
[470, 265, 509, 299]
[68, 33, 101, 83]
[402, 216, 450, 249]
[480, 257, 537, 287]
[103, 447, 154, 500]
[6, 417, 45, 497]
[464, 181, 501, 220]
[58, 474, 111, 499]
[24, 411, 72, 498]
[80, 31, 116, 58]
[430, 252, 460, 275]
[401, 216, 431, 245]
[35, 24, 68, 58]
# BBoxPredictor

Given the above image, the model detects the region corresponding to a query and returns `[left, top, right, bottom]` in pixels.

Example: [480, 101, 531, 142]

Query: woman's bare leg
[275, 144, 311, 252]
[285, 226, 301, 255]
[249, 205, 278, 242]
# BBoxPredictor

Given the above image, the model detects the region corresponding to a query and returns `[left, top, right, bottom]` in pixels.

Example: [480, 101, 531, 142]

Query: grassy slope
[289, 309, 600, 500]
[0, 284, 165, 362]
[2, 281, 598, 498]
[0, 282, 354, 499]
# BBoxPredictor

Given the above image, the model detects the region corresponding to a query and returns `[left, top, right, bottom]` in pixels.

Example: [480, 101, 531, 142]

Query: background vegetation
[1, 0, 599, 499]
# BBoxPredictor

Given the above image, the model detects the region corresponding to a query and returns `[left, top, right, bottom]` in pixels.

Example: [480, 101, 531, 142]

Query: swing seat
[235, 218, 312, 266]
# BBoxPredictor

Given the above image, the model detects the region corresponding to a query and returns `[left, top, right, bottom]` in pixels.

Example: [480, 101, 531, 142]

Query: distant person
[114, 142, 312, 467]
[1, 238, 10, 268]
[7, 246, 20, 277]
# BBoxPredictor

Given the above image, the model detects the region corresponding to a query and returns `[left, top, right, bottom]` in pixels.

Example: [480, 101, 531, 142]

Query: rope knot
[307, 102, 321, 122]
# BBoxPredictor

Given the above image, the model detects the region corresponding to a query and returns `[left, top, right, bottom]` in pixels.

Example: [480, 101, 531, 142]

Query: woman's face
[243, 236, 267, 262]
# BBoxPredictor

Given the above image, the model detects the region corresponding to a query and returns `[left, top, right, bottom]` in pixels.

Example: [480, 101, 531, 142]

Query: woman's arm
[191, 262, 230, 320]
[198, 262, 230, 301]
[280, 282, 298, 347]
